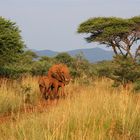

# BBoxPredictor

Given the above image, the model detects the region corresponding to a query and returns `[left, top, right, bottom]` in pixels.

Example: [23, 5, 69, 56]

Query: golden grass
[0, 76, 40, 115]
[0, 77, 139, 140]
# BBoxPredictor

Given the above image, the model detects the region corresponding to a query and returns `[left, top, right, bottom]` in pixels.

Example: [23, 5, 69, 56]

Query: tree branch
[111, 42, 118, 55]
[134, 45, 140, 60]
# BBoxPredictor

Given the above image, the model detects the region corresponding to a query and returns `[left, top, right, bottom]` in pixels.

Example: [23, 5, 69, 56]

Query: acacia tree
[77, 16, 140, 61]
[0, 17, 25, 66]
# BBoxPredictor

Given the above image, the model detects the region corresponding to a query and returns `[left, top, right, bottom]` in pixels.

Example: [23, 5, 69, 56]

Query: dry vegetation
[0, 77, 139, 140]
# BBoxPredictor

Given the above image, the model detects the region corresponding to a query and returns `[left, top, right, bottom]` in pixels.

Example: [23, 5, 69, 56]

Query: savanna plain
[0, 77, 139, 140]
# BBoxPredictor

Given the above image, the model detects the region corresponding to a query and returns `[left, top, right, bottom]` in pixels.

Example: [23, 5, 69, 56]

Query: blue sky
[0, 0, 140, 51]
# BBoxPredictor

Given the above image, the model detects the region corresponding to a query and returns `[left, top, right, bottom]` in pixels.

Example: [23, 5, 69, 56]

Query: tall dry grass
[0, 77, 139, 140]
[0, 76, 40, 115]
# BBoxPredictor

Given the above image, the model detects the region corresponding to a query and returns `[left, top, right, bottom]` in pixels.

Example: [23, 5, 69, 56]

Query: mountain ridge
[34, 48, 114, 62]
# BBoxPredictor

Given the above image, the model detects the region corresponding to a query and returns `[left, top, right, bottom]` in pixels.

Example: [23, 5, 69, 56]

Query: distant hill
[34, 48, 114, 62]
[35, 50, 58, 57]
[67, 48, 114, 62]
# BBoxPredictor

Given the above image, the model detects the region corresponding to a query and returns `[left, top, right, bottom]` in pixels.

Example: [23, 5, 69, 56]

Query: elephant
[47, 64, 71, 85]
[38, 64, 71, 99]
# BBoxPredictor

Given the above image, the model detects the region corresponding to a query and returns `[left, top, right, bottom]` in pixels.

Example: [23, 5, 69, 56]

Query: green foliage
[0, 66, 27, 79]
[92, 57, 140, 90]
[77, 15, 140, 89]
[93, 56, 140, 89]
[112, 56, 140, 86]
[70, 53, 93, 79]
[97, 68, 111, 77]
[0, 17, 25, 66]
[78, 16, 140, 60]
[133, 80, 140, 92]
[92, 61, 113, 77]
[0, 50, 38, 78]
[31, 60, 52, 76]
[78, 17, 133, 42]
[130, 16, 140, 24]
[39, 56, 54, 63]
[54, 52, 74, 66]
[11, 50, 38, 70]
[31, 55, 56, 76]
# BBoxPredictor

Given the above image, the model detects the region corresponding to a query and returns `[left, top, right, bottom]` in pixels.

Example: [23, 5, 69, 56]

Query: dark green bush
[0, 67, 27, 79]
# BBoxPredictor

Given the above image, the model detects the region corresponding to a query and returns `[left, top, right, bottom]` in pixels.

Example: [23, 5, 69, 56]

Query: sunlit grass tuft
[0, 76, 40, 115]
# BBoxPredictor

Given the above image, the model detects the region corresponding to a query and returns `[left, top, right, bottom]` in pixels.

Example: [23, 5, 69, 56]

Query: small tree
[31, 55, 54, 76]
[54, 52, 73, 66]
[71, 52, 92, 79]
[111, 56, 140, 87]
[0, 50, 38, 78]
[0, 17, 25, 66]
[78, 16, 140, 61]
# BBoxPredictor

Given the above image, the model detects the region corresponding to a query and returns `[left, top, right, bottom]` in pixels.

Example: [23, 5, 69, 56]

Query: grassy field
[0, 77, 139, 140]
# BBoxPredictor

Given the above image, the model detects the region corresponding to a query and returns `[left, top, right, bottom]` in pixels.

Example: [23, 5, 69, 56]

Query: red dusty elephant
[38, 64, 71, 99]
[38, 76, 52, 99]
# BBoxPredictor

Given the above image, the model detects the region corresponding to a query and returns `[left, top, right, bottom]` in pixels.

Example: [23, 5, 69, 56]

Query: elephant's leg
[61, 84, 65, 98]
[39, 85, 47, 99]
[53, 84, 59, 99]
[46, 85, 53, 99]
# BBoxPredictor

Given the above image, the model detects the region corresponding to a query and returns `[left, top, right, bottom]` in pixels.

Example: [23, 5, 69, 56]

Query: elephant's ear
[51, 73, 62, 82]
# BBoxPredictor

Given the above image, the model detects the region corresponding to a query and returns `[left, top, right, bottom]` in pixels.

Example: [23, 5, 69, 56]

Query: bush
[54, 52, 73, 66]
[111, 56, 140, 87]
[133, 80, 140, 92]
[0, 66, 27, 79]
[31, 61, 52, 76]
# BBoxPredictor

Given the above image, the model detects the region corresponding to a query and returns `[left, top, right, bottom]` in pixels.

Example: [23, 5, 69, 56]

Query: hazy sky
[0, 0, 140, 51]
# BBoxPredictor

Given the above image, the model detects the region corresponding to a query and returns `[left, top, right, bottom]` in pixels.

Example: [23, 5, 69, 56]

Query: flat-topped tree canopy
[77, 16, 140, 60]
[130, 16, 140, 25]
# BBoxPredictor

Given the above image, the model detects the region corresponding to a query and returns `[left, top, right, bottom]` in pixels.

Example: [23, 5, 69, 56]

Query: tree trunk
[111, 43, 118, 55]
